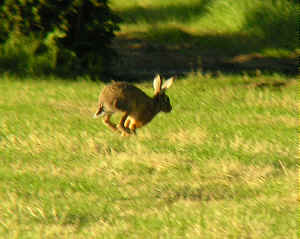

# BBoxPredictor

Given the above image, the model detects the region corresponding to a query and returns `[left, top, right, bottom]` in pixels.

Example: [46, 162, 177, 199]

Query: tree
[0, 0, 121, 76]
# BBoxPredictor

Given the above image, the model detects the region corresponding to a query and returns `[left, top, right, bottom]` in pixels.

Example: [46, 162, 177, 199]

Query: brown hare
[94, 74, 174, 135]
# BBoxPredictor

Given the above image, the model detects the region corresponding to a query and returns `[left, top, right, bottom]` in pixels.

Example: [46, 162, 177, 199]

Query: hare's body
[98, 82, 158, 128]
[94, 75, 174, 135]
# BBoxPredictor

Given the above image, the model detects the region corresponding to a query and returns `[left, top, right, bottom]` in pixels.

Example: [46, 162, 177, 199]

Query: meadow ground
[109, 0, 298, 78]
[0, 0, 299, 238]
[0, 73, 298, 238]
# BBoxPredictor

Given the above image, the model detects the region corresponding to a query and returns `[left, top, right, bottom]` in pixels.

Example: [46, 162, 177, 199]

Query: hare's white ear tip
[162, 76, 174, 90]
[153, 74, 162, 93]
[171, 77, 175, 84]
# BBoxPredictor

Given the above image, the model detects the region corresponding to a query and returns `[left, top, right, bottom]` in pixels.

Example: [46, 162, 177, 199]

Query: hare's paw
[129, 124, 136, 135]
[117, 124, 131, 136]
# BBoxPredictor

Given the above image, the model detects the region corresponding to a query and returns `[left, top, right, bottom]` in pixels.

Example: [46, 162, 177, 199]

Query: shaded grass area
[112, 0, 298, 51]
[0, 0, 297, 78]
[0, 73, 298, 238]
[109, 0, 298, 77]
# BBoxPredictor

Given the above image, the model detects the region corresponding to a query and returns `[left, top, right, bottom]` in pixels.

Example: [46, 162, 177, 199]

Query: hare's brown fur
[94, 75, 174, 135]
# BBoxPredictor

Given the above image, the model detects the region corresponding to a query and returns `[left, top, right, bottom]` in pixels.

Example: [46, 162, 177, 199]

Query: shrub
[0, 0, 121, 76]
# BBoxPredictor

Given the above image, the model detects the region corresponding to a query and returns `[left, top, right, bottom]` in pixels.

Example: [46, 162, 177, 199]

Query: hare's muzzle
[165, 105, 172, 113]
[162, 103, 172, 113]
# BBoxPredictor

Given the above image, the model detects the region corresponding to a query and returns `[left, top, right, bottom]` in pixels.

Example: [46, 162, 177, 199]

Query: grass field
[0, 0, 298, 76]
[110, 0, 298, 57]
[0, 0, 299, 238]
[0, 73, 298, 238]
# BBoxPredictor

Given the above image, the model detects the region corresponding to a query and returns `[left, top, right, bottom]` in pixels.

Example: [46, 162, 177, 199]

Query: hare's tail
[93, 103, 105, 118]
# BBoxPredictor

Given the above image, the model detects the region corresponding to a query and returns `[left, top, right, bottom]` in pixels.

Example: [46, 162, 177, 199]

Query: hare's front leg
[103, 114, 117, 132]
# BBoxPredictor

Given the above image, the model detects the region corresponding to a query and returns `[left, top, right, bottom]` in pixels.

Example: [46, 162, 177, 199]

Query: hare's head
[153, 74, 174, 113]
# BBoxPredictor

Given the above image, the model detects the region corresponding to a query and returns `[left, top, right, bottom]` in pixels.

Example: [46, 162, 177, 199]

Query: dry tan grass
[227, 135, 292, 157]
[0, 74, 297, 238]
[184, 158, 279, 189]
[168, 127, 207, 146]
[245, 90, 297, 111]
[50, 100, 95, 117]
[235, 112, 298, 128]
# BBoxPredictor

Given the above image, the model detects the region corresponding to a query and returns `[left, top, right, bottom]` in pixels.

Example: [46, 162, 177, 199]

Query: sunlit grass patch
[0, 73, 297, 238]
[0, 0, 298, 237]
[228, 135, 291, 158]
[168, 127, 207, 146]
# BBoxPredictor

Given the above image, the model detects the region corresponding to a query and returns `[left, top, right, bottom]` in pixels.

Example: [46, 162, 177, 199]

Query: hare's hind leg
[103, 114, 117, 132]
[117, 112, 131, 136]
[124, 118, 136, 135]
[124, 118, 130, 129]
[124, 118, 137, 135]
[129, 122, 137, 135]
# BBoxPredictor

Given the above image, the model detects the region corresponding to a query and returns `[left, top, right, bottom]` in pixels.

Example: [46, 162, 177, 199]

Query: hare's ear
[162, 77, 174, 91]
[153, 74, 162, 94]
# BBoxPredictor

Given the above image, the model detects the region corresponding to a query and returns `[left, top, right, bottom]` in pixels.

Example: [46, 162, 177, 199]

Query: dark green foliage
[243, 1, 298, 50]
[0, 0, 121, 76]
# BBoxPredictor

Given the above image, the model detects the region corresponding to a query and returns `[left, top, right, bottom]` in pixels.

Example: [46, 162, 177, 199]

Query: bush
[0, 0, 121, 76]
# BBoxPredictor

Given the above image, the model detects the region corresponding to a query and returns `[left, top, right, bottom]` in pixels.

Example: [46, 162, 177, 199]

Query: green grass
[0, 0, 298, 237]
[0, 0, 297, 76]
[0, 73, 298, 238]
[110, 0, 298, 57]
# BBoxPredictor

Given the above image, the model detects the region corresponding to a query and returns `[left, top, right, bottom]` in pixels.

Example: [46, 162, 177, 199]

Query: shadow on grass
[117, 0, 297, 52]
[0, 1, 298, 80]
[110, 1, 298, 81]
[155, 183, 262, 204]
[110, 29, 297, 81]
